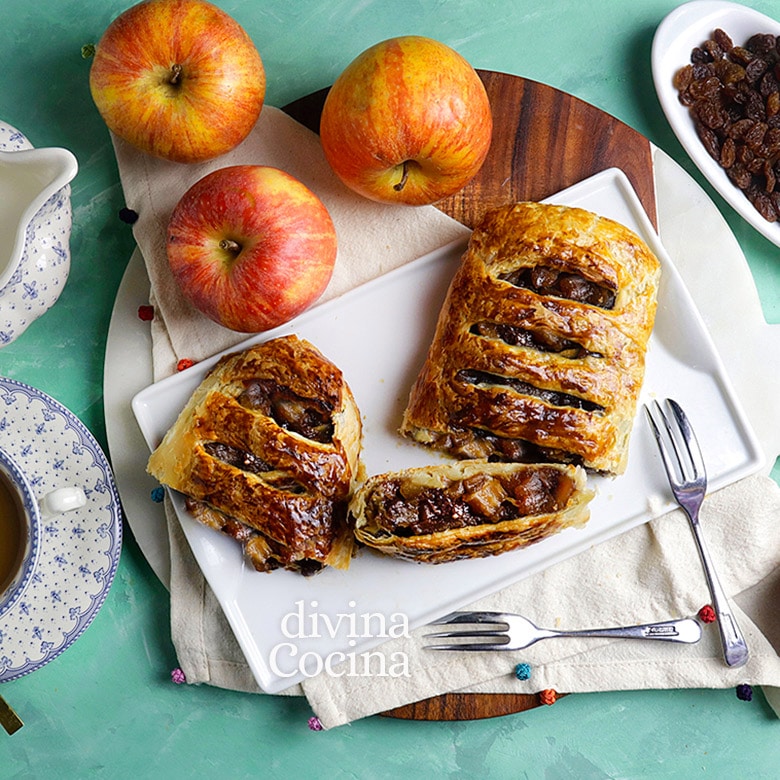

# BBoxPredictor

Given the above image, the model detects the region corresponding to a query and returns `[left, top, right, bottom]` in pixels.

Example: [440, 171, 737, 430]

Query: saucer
[0, 378, 122, 683]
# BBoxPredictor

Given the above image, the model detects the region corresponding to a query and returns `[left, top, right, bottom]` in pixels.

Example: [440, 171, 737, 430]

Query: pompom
[171, 668, 186, 684]
[308, 716, 324, 731]
[119, 207, 139, 225]
[177, 358, 195, 372]
[539, 688, 558, 706]
[514, 663, 532, 681]
[736, 683, 753, 702]
[698, 605, 716, 624]
[150, 486, 165, 503]
[137, 305, 154, 322]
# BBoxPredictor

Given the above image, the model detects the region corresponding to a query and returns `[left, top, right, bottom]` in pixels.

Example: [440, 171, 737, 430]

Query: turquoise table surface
[2, 0, 779, 776]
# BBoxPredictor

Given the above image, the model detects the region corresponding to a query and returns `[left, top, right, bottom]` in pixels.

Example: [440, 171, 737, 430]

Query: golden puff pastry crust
[400, 202, 661, 475]
[146, 335, 362, 576]
[349, 460, 593, 564]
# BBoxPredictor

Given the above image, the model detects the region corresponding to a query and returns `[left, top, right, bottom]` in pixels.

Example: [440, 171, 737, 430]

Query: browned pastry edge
[146, 335, 362, 575]
[400, 202, 661, 475]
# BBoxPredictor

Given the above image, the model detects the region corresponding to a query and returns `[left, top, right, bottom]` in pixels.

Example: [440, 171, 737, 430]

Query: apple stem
[168, 63, 183, 86]
[393, 160, 410, 192]
[219, 238, 242, 255]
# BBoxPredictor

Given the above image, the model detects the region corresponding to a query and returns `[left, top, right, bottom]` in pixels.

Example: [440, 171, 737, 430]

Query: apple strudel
[349, 460, 593, 563]
[400, 202, 661, 475]
[146, 335, 362, 575]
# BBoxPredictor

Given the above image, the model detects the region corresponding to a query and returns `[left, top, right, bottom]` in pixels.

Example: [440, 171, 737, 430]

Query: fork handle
[686, 510, 749, 668]
[558, 617, 702, 644]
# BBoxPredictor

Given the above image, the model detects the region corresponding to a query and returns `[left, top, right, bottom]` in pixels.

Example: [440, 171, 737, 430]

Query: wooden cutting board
[283, 70, 656, 722]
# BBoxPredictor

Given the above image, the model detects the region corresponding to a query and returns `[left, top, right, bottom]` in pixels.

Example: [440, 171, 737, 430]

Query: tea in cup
[0, 446, 85, 619]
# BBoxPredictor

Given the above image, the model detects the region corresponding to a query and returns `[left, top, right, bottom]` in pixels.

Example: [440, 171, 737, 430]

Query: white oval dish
[652, 0, 780, 247]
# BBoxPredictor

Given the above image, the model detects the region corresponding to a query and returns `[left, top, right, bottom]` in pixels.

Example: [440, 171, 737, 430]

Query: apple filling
[237, 379, 335, 443]
[366, 467, 577, 537]
[433, 426, 583, 466]
[470, 320, 600, 359]
[500, 265, 616, 309]
[455, 368, 604, 413]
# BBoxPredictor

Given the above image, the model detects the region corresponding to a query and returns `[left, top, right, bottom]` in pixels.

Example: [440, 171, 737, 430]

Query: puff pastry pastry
[349, 460, 593, 563]
[400, 202, 661, 475]
[146, 335, 362, 576]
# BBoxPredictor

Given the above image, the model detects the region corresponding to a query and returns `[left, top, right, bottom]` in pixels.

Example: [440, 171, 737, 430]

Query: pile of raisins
[674, 29, 780, 222]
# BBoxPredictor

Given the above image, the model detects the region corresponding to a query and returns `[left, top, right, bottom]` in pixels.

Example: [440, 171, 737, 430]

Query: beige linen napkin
[110, 106, 470, 380]
[115, 108, 780, 728]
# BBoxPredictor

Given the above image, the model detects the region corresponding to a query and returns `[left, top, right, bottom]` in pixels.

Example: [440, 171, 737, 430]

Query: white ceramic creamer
[0, 121, 78, 346]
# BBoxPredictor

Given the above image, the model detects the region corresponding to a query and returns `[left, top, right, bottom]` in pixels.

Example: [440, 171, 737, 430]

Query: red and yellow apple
[319, 36, 492, 206]
[166, 165, 337, 332]
[89, 0, 265, 163]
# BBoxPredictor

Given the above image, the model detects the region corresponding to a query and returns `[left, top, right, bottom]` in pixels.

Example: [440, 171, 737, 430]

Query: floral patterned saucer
[0, 378, 122, 682]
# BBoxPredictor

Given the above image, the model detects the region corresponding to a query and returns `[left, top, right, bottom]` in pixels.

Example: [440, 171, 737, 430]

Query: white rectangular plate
[132, 167, 763, 693]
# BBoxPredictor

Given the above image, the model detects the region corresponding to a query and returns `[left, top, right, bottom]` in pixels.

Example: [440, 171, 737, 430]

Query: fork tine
[644, 400, 683, 486]
[425, 641, 511, 652]
[424, 629, 508, 640]
[429, 611, 509, 626]
[666, 399, 706, 483]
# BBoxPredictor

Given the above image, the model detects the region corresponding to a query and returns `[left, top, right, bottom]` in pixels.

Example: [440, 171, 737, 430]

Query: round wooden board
[283, 70, 657, 722]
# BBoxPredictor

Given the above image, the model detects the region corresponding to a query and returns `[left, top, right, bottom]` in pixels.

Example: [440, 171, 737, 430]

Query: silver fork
[644, 398, 748, 668]
[425, 611, 702, 651]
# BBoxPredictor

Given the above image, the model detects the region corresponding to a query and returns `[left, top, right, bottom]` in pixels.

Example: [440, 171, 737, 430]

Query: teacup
[0, 446, 86, 619]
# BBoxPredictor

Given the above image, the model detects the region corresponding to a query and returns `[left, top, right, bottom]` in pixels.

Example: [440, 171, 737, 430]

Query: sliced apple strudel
[146, 335, 363, 576]
[400, 202, 661, 476]
[349, 460, 593, 563]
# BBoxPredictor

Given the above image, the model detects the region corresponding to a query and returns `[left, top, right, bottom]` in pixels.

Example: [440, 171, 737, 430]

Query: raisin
[696, 121, 721, 159]
[727, 163, 752, 189]
[751, 191, 777, 221]
[695, 99, 726, 129]
[720, 137, 736, 168]
[767, 92, 780, 118]
[745, 57, 768, 83]
[713, 28, 734, 52]
[746, 33, 776, 56]
[744, 121, 768, 149]
[673, 64, 693, 91]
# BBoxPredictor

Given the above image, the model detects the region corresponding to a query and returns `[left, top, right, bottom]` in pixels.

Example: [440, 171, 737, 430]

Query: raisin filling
[456, 369, 603, 413]
[203, 441, 306, 493]
[500, 265, 616, 309]
[372, 468, 575, 537]
[470, 321, 600, 359]
[237, 379, 334, 443]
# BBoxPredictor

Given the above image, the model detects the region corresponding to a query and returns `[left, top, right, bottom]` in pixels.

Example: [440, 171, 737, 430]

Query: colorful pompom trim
[308, 716, 324, 731]
[151, 486, 165, 503]
[137, 305, 154, 322]
[736, 683, 753, 702]
[539, 689, 558, 706]
[171, 668, 186, 684]
[698, 604, 717, 624]
[177, 358, 195, 372]
[514, 662, 532, 681]
[119, 207, 139, 224]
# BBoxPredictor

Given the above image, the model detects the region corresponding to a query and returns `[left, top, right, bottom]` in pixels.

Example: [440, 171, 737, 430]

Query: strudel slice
[400, 202, 661, 475]
[349, 460, 593, 563]
[146, 335, 362, 575]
